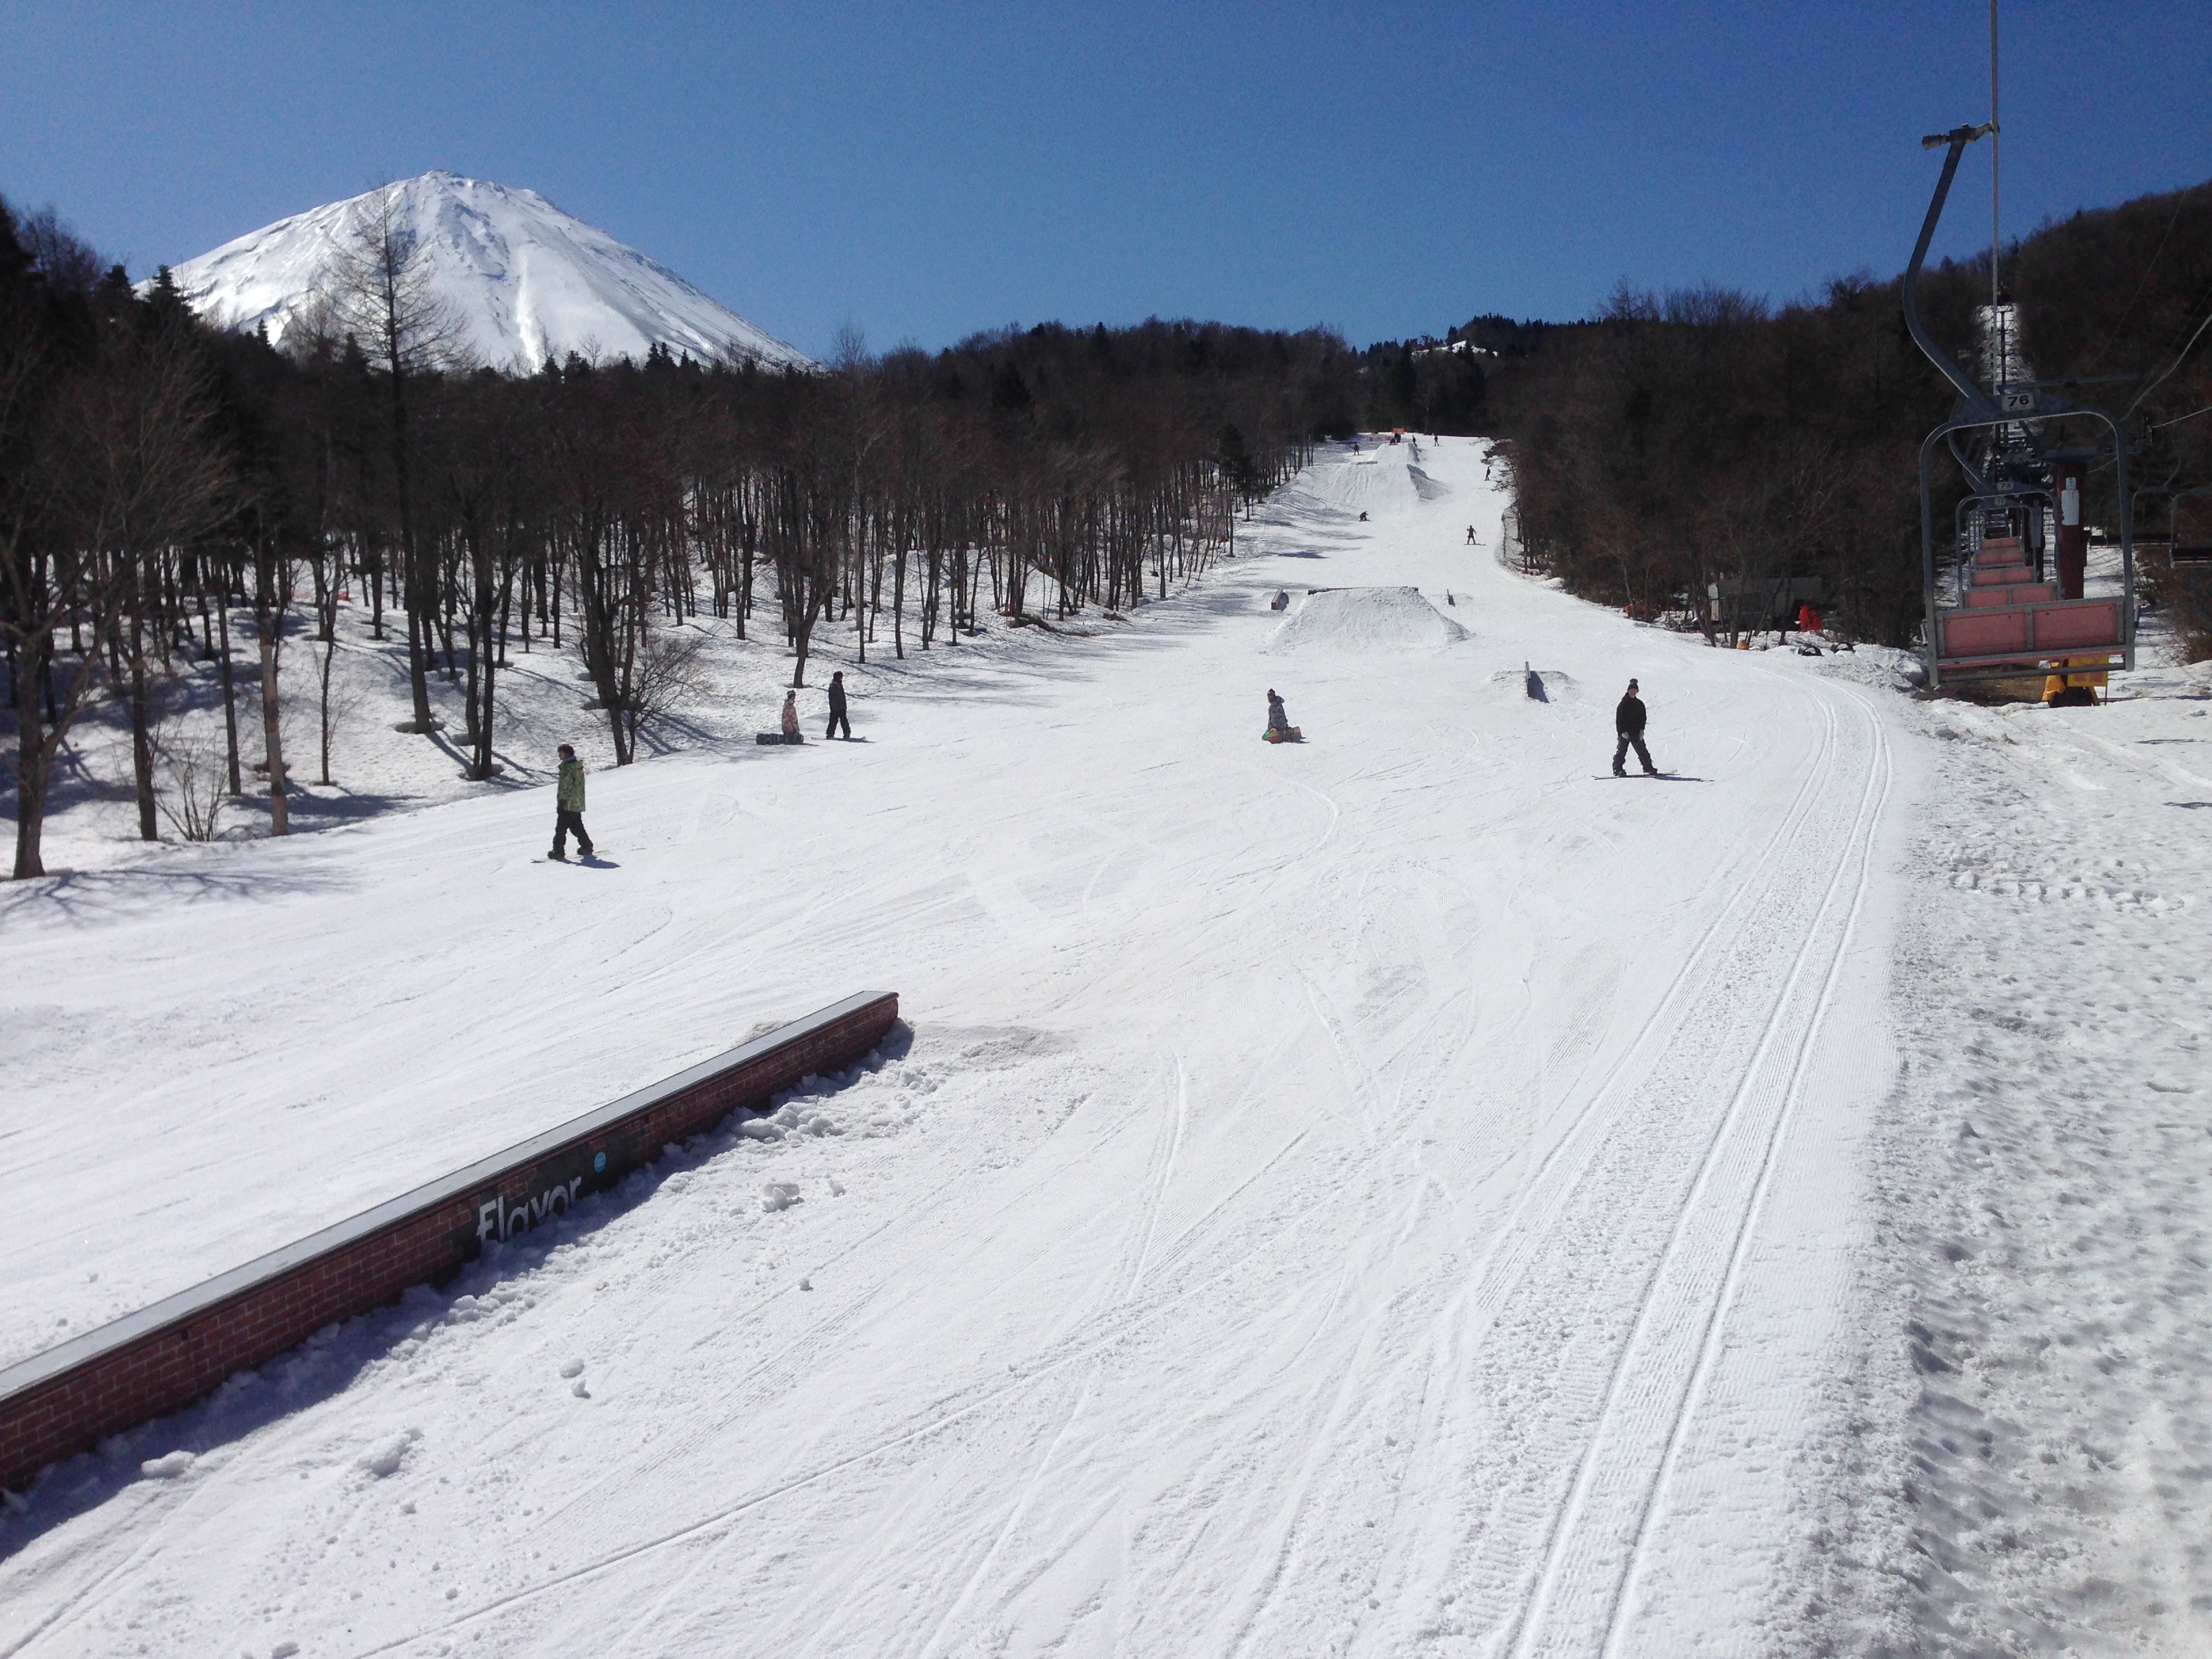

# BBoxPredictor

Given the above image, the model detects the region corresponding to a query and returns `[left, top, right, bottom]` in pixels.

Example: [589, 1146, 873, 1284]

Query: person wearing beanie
[1613, 679, 1657, 777]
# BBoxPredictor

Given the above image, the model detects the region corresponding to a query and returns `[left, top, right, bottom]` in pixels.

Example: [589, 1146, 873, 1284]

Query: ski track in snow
[3, 436, 2207, 1656]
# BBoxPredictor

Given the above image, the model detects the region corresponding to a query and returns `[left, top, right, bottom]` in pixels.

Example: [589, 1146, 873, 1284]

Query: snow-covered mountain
[156, 171, 813, 372]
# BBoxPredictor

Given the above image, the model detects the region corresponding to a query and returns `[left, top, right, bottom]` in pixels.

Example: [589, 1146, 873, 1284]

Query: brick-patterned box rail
[0, 990, 898, 1495]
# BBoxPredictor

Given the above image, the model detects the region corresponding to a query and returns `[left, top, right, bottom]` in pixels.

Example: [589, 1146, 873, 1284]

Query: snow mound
[1266, 587, 1469, 654]
[151, 172, 812, 373]
[1489, 667, 1578, 703]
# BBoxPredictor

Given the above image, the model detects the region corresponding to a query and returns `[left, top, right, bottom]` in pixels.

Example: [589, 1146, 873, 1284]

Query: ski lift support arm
[1905, 123, 2002, 424]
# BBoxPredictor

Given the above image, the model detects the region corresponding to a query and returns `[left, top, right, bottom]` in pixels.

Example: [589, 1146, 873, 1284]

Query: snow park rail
[0, 990, 899, 1495]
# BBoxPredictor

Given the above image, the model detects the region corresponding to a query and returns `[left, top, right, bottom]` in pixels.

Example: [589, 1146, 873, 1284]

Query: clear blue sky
[3, 2, 2205, 359]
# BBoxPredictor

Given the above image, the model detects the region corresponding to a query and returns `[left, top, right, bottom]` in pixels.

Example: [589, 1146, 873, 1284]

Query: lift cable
[2091, 188, 2194, 367]
[2118, 303, 2212, 425]
[2149, 401, 2212, 436]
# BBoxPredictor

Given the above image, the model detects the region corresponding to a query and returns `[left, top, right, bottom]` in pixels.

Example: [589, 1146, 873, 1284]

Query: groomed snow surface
[3, 438, 2209, 1656]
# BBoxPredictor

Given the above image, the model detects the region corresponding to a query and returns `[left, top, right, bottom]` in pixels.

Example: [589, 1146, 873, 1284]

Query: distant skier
[1358, 511, 1368, 522]
[550, 743, 594, 860]
[1466, 525, 1476, 545]
[825, 670, 852, 740]
[1612, 679, 1658, 777]
[781, 690, 801, 742]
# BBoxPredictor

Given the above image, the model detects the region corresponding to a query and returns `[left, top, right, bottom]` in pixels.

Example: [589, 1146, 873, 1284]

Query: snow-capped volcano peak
[156, 171, 813, 372]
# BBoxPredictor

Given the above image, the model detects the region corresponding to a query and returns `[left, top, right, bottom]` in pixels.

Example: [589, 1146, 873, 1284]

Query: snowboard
[1264, 727, 1305, 743]
[1593, 773, 1692, 781]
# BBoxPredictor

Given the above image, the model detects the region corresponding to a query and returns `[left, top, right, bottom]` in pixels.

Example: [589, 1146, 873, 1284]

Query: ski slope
[2, 438, 2204, 1655]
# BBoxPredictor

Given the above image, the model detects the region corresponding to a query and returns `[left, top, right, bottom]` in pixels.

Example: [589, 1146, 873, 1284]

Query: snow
[3, 437, 2209, 1654]
[1265, 585, 1470, 655]
[1814, 668, 2212, 1654]
[152, 171, 811, 371]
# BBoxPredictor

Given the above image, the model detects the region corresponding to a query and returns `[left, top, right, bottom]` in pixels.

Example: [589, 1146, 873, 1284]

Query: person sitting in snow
[1267, 689, 1293, 735]
[781, 689, 801, 742]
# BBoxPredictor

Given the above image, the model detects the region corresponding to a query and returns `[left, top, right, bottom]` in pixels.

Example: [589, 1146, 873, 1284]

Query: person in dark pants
[1613, 679, 1657, 776]
[551, 743, 594, 859]
[825, 670, 852, 740]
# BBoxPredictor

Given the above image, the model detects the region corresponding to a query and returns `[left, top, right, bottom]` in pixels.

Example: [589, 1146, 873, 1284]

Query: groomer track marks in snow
[0, 437, 1913, 1656]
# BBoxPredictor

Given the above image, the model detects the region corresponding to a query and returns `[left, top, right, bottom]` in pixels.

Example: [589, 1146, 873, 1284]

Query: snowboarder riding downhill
[550, 743, 594, 860]
[1613, 679, 1658, 776]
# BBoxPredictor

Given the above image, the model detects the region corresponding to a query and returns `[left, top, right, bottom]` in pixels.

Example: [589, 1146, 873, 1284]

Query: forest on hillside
[1471, 178, 2212, 651]
[0, 192, 1360, 878]
[9, 170, 2209, 879]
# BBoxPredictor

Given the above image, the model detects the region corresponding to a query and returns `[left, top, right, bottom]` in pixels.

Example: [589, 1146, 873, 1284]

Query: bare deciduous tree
[329, 183, 468, 735]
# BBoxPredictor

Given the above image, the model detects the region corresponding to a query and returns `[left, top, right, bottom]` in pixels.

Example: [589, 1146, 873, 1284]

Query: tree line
[1, 191, 1360, 879]
[1476, 176, 2212, 651]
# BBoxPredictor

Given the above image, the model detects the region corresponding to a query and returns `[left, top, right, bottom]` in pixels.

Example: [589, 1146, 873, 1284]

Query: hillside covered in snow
[155, 171, 813, 373]
[7, 440, 2209, 1654]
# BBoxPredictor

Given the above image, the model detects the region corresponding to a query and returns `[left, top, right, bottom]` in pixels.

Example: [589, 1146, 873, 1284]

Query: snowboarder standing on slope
[1613, 679, 1658, 777]
[781, 690, 801, 742]
[825, 670, 851, 740]
[551, 743, 594, 860]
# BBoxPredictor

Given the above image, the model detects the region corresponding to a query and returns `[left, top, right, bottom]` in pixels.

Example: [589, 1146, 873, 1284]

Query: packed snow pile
[1489, 665, 1578, 702]
[1265, 585, 1469, 653]
[153, 171, 813, 372]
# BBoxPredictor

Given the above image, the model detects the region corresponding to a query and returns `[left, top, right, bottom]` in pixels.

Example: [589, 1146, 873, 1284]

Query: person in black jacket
[825, 671, 852, 740]
[1613, 678, 1658, 776]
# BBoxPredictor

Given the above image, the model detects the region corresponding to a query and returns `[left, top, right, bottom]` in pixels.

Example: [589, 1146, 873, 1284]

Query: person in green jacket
[551, 743, 594, 860]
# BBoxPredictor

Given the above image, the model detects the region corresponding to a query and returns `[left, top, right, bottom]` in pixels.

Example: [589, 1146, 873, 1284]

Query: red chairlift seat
[1931, 531, 2128, 678]
[1904, 123, 2139, 689]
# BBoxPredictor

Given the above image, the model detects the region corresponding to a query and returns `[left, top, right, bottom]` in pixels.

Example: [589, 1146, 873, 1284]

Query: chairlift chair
[2159, 483, 2212, 566]
[1907, 124, 2138, 688]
